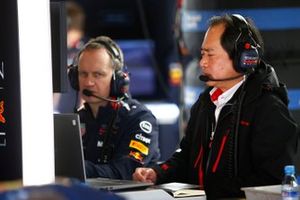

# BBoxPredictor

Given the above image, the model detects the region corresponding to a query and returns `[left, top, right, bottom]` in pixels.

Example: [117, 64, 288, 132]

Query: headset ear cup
[231, 14, 260, 74]
[235, 42, 259, 73]
[68, 65, 79, 91]
[110, 70, 130, 97]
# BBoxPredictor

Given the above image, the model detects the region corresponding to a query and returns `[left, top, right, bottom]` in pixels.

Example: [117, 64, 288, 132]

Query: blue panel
[117, 40, 156, 98]
[182, 8, 300, 32]
[288, 89, 300, 110]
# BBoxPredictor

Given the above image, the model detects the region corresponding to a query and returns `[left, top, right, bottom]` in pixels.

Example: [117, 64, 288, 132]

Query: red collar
[210, 88, 223, 102]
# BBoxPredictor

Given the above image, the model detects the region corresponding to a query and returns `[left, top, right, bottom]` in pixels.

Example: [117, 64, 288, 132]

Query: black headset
[68, 37, 130, 98]
[231, 14, 260, 74]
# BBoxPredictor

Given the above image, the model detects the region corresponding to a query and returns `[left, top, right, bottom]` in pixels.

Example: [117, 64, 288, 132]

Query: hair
[208, 14, 264, 60]
[78, 36, 124, 71]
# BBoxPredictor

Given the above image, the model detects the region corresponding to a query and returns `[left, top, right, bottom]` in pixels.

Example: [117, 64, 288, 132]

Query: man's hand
[132, 167, 157, 183]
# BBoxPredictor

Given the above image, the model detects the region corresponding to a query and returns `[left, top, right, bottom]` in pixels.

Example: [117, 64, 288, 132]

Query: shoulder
[254, 91, 289, 112]
[118, 99, 159, 134]
[242, 88, 292, 128]
[122, 98, 153, 114]
[119, 98, 157, 122]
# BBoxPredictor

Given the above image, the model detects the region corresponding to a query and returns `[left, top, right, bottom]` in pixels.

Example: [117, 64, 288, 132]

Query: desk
[242, 185, 281, 200]
[117, 189, 206, 200]
[179, 196, 206, 200]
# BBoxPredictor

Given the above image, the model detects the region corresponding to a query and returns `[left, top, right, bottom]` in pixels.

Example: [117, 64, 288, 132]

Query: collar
[210, 88, 223, 102]
[210, 78, 245, 107]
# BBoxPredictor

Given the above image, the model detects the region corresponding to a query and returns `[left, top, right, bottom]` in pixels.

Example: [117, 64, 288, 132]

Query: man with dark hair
[68, 36, 160, 180]
[133, 14, 300, 199]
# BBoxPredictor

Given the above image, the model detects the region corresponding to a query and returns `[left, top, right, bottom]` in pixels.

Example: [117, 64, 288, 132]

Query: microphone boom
[199, 74, 243, 82]
[82, 89, 122, 103]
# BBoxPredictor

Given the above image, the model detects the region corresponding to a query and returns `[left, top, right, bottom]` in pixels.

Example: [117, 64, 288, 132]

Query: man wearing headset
[68, 36, 160, 180]
[133, 14, 300, 198]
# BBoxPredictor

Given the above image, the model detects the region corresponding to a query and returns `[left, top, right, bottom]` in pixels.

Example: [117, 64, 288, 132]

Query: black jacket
[78, 98, 160, 180]
[153, 61, 300, 199]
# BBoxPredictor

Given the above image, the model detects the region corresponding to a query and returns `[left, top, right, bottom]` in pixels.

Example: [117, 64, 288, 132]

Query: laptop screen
[54, 113, 86, 181]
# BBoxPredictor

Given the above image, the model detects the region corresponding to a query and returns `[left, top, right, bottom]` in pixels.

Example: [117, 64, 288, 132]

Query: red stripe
[199, 164, 204, 187]
[194, 146, 203, 168]
[212, 134, 228, 172]
[195, 146, 204, 187]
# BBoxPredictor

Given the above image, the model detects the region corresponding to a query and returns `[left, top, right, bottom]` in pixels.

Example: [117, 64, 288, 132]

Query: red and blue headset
[231, 14, 261, 74]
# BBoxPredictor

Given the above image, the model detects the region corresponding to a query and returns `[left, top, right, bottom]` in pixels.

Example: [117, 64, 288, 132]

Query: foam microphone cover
[199, 75, 210, 82]
[82, 89, 93, 97]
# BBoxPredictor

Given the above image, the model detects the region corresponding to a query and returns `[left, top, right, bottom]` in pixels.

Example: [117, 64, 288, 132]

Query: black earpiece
[231, 14, 260, 73]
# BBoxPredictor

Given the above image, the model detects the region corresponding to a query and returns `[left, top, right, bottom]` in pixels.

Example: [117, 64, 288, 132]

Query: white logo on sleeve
[135, 133, 151, 144]
[139, 121, 152, 134]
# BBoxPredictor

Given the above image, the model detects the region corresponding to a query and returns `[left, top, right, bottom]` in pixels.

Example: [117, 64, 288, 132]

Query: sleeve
[86, 106, 160, 180]
[152, 99, 201, 184]
[152, 135, 190, 184]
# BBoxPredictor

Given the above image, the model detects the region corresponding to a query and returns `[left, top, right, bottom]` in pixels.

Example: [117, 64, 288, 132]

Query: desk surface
[117, 189, 206, 200]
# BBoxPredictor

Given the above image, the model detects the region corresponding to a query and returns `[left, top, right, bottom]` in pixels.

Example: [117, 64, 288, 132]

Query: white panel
[145, 103, 180, 124]
[17, 0, 55, 185]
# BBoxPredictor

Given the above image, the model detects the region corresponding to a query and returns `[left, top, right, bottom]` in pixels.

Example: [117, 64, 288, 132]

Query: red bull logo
[0, 100, 5, 124]
[129, 150, 144, 162]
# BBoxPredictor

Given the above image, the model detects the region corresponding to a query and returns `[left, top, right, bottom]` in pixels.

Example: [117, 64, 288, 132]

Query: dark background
[0, 0, 22, 180]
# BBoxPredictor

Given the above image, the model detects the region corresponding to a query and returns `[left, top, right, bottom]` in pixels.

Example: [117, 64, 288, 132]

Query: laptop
[53, 113, 153, 191]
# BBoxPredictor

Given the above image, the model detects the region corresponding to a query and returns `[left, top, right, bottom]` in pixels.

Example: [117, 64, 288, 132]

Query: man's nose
[199, 56, 207, 68]
[84, 76, 95, 86]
